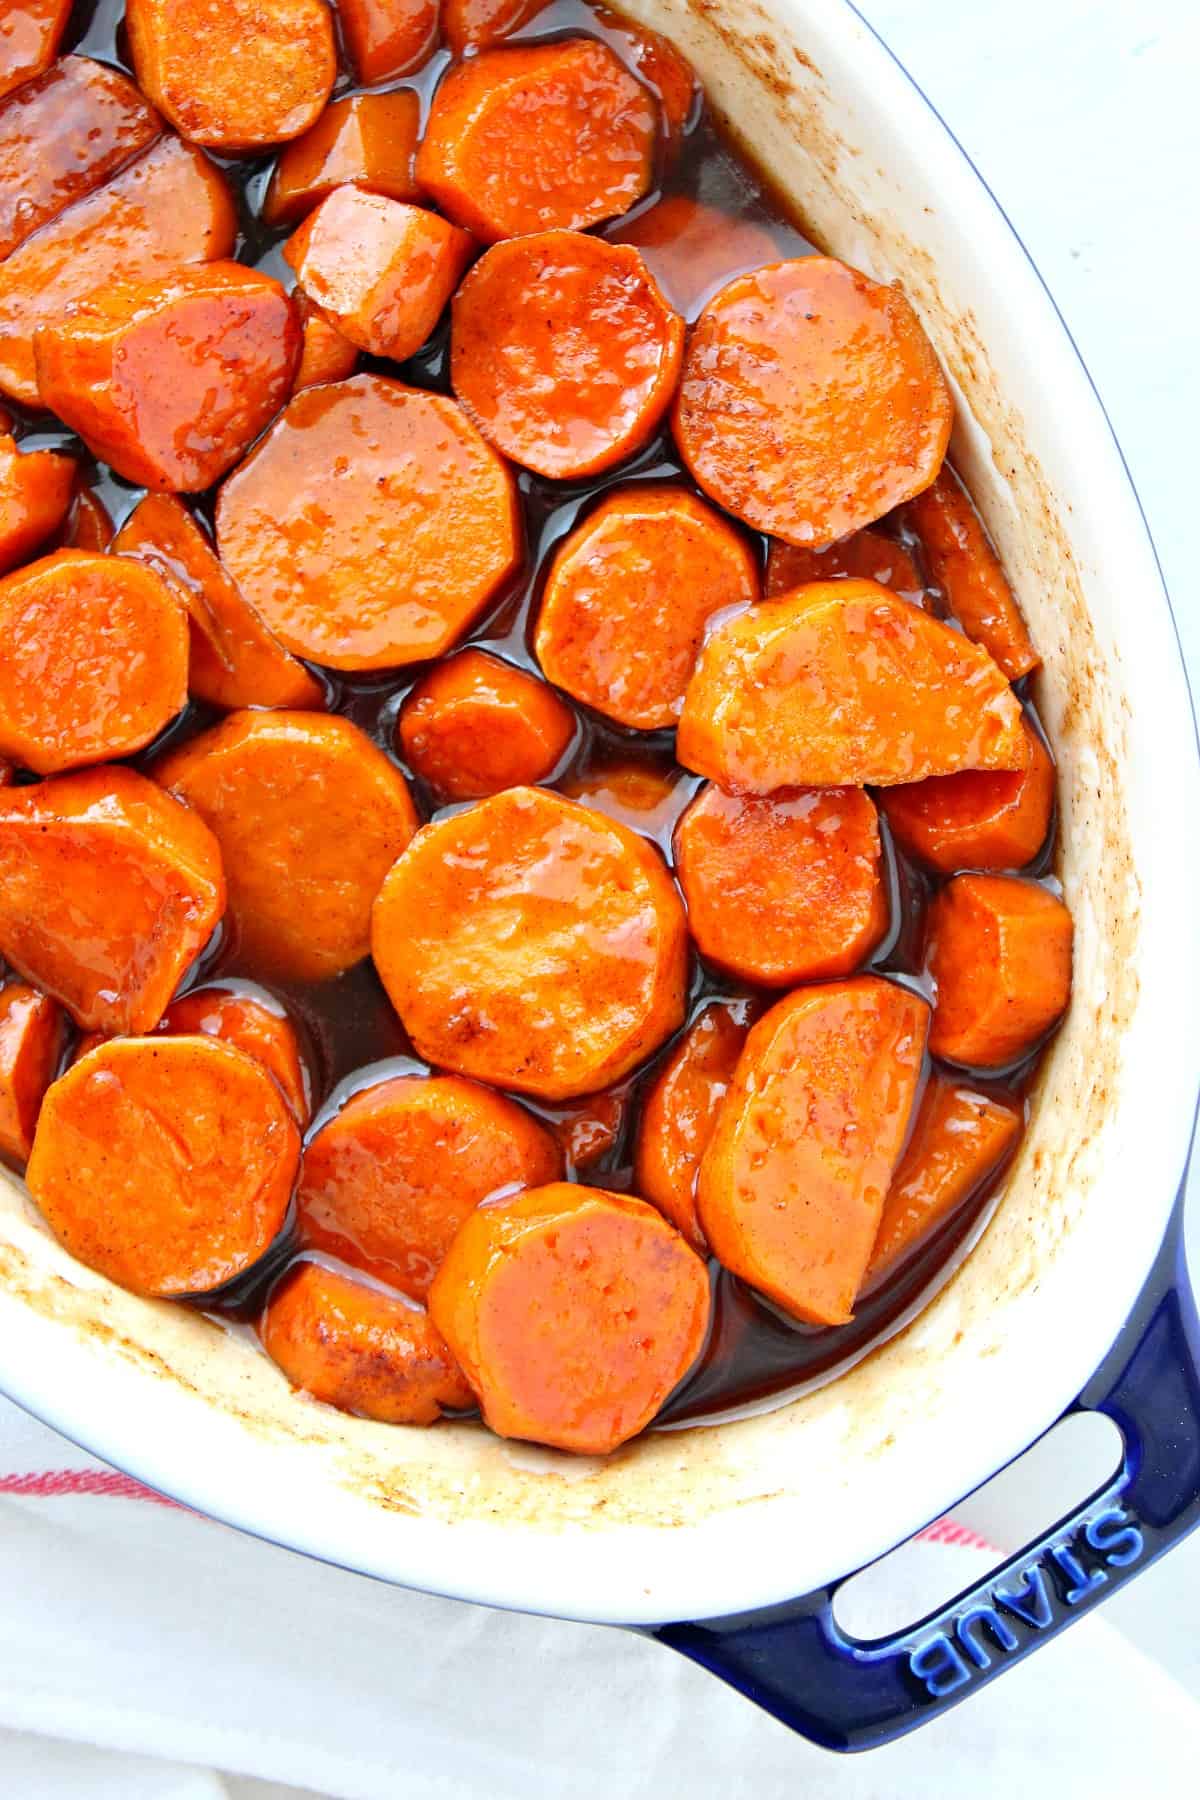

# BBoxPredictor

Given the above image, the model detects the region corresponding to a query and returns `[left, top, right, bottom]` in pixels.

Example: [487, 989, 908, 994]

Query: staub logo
[908, 1507, 1145, 1698]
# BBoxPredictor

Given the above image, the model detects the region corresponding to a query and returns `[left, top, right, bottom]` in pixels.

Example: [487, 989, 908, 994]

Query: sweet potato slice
[452, 232, 683, 479]
[0, 0, 71, 102]
[609, 196, 779, 320]
[60, 482, 113, 551]
[926, 873, 1073, 1068]
[284, 190, 473, 362]
[417, 40, 656, 241]
[160, 986, 311, 1125]
[907, 464, 1038, 679]
[535, 485, 758, 728]
[441, 0, 545, 54]
[262, 1260, 471, 1425]
[0, 135, 235, 406]
[126, 0, 336, 151]
[562, 763, 686, 841]
[263, 90, 421, 227]
[880, 717, 1054, 873]
[372, 786, 688, 1099]
[603, 8, 697, 147]
[634, 1001, 748, 1252]
[863, 1075, 1021, 1287]
[765, 526, 925, 606]
[156, 711, 418, 982]
[397, 649, 574, 800]
[27, 1035, 299, 1297]
[697, 977, 929, 1324]
[292, 294, 358, 393]
[0, 766, 225, 1033]
[0, 981, 64, 1166]
[36, 263, 300, 492]
[297, 1073, 562, 1299]
[429, 1182, 709, 1453]
[0, 434, 74, 575]
[114, 494, 325, 713]
[0, 55, 161, 261]
[0, 550, 187, 774]
[673, 257, 953, 546]
[216, 374, 521, 671]
[678, 579, 1027, 791]
[339, 0, 436, 83]
[543, 1086, 628, 1173]
[674, 784, 887, 985]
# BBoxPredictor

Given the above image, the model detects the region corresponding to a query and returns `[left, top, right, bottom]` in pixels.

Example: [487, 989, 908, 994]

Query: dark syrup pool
[16, 0, 1059, 1431]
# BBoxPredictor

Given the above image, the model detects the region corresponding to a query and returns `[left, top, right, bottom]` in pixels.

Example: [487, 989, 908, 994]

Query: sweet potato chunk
[697, 977, 929, 1324]
[765, 526, 925, 606]
[610, 196, 779, 320]
[634, 1001, 748, 1252]
[562, 763, 686, 841]
[880, 717, 1054, 873]
[339, 0, 436, 83]
[159, 986, 311, 1125]
[863, 1075, 1021, 1287]
[0, 434, 74, 575]
[417, 40, 657, 242]
[292, 294, 357, 393]
[114, 494, 325, 713]
[36, 263, 300, 492]
[297, 1073, 562, 1299]
[535, 486, 758, 728]
[284, 190, 473, 362]
[429, 1182, 709, 1453]
[60, 482, 113, 551]
[216, 374, 521, 670]
[678, 579, 1027, 791]
[126, 0, 336, 151]
[397, 649, 574, 800]
[675, 784, 887, 985]
[263, 90, 421, 228]
[27, 1036, 299, 1297]
[0, 767, 225, 1033]
[0, 135, 235, 406]
[604, 8, 697, 147]
[0, 0, 71, 102]
[0, 981, 64, 1166]
[452, 233, 683, 479]
[544, 1086, 628, 1173]
[372, 786, 688, 1099]
[0, 550, 187, 774]
[441, 0, 545, 54]
[262, 1260, 471, 1425]
[673, 258, 953, 546]
[926, 873, 1073, 1068]
[907, 464, 1039, 679]
[156, 711, 418, 983]
[0, 56, 161, 261]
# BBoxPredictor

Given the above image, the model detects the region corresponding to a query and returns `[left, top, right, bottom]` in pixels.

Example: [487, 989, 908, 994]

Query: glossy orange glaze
[441, 0, 545, 54]
[261, 1260, 471, 1426]
[156, 710, 417, 983]
[60, 482, 113, 551]
[0, 135, 235, 406]
[114, 493, 325, 712]
[926, 873, 1074, 1068]
[0, 550, 187, 774]
[297, 1073, 562, 1300]
[907, 464, 1039, 679]
[0, 766, 225, 1033]
[284, 190, 474, 363]
[159, 986, 312, 1125]
[0, 55, 161, 261]
[452, 232, 683, 479]
[697, 977, 930, 1325]
[674, 784, 887, 985]
[609, 195, 780, 320]
[397, 648, 574, 800]
[535, 484, 758, 728]
[338, 0, 437, 83]
[36, 262, 300, 493]
[678, 579, 1028, 791]
[372, 786, 688, 1099]
[561, 762, 690, 840]
[428, 1182, 710, 1453]
[417, 39, 657, 241]
[0, 981, 64, 1166]
[634, 1000, 749, 1252]
[765, 525, 926, 606]
[674, 257, 953, 547]
[543, 1084, 629, 1172]
[27, 1035, 300, 1297]
[125, 0, 335, 151]
[263, 90, 421, 228]
[215, 374, 521, 670]
[863, 1074, 1022, 1288]
[291, 295, 357, 392]
[0, 0, 71, 101]
[0, 434, 74, 574]
[880, 718, 1054, 873]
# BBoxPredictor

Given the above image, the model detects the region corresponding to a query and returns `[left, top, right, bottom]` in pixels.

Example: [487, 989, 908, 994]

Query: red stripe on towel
[0, 1468, 182, 1506]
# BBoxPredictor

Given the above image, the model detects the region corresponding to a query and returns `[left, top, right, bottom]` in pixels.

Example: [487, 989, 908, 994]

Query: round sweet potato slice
[0, 981, 64, 1167]
[880, 717, 1054, 873]
[397, 649, 575, 801]
[926, 873, 1073, 1068]
[159, 986, 311, 1125]
[0, 433, 74, 575]
[765, 526, 926, 606]
[263, 90, 421, 228]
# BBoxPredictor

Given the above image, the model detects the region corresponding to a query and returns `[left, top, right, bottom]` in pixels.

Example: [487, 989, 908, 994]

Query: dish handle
[651, 1189, 1200, 1752]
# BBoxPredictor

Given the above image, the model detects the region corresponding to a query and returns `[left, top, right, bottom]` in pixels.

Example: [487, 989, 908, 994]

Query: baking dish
[0, 0, 1197, 1751]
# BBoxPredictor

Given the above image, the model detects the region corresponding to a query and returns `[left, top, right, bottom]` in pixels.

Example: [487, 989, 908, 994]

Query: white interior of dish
[1, 0, 1197, 1627]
